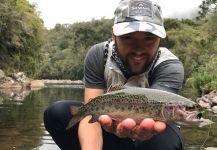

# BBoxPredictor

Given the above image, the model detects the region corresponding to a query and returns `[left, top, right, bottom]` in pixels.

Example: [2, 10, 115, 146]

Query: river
[0, 86, 216, 150]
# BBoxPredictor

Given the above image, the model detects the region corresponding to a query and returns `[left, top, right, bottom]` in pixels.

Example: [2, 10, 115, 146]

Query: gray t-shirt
[84, 41, 184, 94]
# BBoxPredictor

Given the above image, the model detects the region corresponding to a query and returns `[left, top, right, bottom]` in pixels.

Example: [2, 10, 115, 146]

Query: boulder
[30, 80, 45, 89]
[211, 106, 217, 114]
[197, 89, 217, 114]
[0, 69, 5, 79]
[0, 70, 31, 89]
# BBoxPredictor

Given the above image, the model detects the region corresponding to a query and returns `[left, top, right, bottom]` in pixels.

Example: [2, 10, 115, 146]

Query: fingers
[153, 121, 166, 133]
[116, 118, 160, 140]
[116, 118, 136, 138]
[98, 115, 167, 141]
[98, 115, 112, 126]
[132, 118, 155, 140]
[140, 119, 166, 133]
[98, 115, 117, 133]
[140, 118, 155, 130]
[131, 125, 154, 140]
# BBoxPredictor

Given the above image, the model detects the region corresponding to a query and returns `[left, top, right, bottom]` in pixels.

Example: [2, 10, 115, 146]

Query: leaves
[39, 19, 113, 79]
[197, 0, 217, 19]
[0, 0, 45, 77]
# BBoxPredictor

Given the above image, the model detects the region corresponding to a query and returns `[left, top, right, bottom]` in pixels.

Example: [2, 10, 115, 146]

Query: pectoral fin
[88, 114, 98, 123]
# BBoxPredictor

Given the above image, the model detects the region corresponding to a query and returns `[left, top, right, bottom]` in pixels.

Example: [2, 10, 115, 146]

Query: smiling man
[44, 0, 185, 149]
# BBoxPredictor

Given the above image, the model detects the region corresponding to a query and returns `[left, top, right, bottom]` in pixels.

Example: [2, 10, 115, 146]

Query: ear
[111, 27, 116, 42]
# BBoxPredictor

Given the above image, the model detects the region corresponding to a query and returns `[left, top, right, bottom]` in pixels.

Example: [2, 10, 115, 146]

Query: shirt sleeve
[83, 42, 106, 89]
[149, 60, 184, 94]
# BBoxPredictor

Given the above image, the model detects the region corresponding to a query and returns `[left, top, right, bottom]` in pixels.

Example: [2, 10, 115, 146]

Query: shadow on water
[0, 86, 84, 150]
[0, 86, 216, 150]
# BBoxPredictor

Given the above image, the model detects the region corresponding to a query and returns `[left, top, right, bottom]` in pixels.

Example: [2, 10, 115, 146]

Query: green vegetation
[0, 0, 216, 97]
[0, 0, 45, 77]
[39, 19, 113, 79]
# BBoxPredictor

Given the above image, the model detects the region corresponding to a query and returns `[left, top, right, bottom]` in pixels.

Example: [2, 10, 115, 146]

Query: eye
[144, 35, 158, 41]
[120, 35, 132, 40]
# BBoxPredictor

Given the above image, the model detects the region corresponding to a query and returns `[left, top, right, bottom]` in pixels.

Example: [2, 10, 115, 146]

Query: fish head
[163, 104, 204, 126]
[173, 109, 203, 126]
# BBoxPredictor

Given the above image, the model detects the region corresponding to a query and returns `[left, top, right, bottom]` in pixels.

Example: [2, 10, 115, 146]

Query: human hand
[98, 115, 166, 141]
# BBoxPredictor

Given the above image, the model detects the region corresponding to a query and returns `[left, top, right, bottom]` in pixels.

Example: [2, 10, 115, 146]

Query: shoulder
[84, 41, 107, 89]
[156, 58, 183, 70]
[85, 42, 105, 60]
[84, 42, 106, 69]
[152, 47, 184, 77]
[149, 55, 184, 93]
[154, 47, 178, 67]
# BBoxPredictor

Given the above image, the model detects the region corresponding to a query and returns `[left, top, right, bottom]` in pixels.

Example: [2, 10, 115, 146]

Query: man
[44, 0, 185, 149]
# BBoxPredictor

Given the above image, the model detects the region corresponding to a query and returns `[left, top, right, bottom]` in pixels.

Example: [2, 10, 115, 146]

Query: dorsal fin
[106, 84, 126, 93]
[70, 106, 81, 115]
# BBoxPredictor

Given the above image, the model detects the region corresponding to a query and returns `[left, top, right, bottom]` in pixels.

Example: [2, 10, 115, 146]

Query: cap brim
[113, 21, 166, 38]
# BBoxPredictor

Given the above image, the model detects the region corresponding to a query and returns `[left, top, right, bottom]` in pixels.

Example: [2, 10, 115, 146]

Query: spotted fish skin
[66, 87, 200, 129]
[106, 87, 196, 107]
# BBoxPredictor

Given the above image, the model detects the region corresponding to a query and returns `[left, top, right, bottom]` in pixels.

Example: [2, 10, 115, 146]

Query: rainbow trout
[66, 86, 213, 129]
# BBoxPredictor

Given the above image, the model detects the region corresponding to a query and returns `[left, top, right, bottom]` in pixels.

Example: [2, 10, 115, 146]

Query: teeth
[132, 55, 144, 61]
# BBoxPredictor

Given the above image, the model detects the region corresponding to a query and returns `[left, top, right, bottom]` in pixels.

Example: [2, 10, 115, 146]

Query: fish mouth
[185, 111, 202, 121]
[176, 108, 203, 125]
[176, 109, 214, 127]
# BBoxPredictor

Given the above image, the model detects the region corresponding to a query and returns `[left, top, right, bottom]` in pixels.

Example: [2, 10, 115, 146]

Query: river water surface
[0, 86, 216, 150]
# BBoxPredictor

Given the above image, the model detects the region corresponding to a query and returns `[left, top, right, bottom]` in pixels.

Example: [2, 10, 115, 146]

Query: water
[0, 86, 216, 150]
[0, 87, 84, 150]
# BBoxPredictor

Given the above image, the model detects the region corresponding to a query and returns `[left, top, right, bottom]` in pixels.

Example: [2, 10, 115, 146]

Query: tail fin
[66, 116, 81, 130]
[66, 105, 82, 130]
[70, 105, 80, 115]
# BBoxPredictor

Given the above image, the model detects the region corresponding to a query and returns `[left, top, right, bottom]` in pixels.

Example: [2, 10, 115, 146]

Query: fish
[66, 86, 213, 129]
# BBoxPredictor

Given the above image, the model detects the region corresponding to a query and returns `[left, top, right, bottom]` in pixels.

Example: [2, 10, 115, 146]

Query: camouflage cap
[113, 0, 166, 38]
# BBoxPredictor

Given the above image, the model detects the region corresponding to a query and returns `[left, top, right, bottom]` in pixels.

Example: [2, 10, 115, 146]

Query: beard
[114, 39, 158, 76]
[122, 52, 149, 75]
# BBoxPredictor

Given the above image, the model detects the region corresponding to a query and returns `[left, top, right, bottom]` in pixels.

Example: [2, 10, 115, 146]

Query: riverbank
[30, 79, 83, 89]
[1, 69, 216, 114]
[0, 69, 83, 90]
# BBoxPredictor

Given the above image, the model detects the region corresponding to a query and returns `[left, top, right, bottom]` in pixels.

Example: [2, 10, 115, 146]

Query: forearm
[78, 116, 103, 150]
[78, 88, 105, 150]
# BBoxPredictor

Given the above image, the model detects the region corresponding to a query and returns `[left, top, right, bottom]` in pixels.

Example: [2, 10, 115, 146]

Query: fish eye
[196, 113, 202, 119]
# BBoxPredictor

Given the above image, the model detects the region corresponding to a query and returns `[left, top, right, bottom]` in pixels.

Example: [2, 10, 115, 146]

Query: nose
[132, 44, 146, 52]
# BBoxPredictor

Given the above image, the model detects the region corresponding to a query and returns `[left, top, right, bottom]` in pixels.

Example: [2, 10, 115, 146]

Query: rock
[206, 147, 217, 150]
[211, 106, 217, 114]
[210, 90, 217, 96]
[30, 80, 45, 89]
[197, 89, 217, 114]
[0, 82, 22, 89]
[197, 99, 211, 108]
[10, 72, 29, 83]
[0, 69, 5, 79]
[42, 79, 83, 85]
[0, 70, 31, 90]
[211, 97, 217, 105]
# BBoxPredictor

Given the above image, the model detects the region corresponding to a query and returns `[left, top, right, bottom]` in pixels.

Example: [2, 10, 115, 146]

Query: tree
[0, 0, 45, 77]
[197, 0, 217, 19]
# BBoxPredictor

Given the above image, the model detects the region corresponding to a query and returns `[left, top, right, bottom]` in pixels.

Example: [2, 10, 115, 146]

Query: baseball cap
[113, 0, 166, 38]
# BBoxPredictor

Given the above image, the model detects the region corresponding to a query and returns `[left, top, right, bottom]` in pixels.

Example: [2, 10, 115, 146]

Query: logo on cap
[129, 0, 152, 17]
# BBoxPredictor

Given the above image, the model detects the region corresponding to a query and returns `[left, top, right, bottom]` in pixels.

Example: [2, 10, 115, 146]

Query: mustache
[127, 52, 147, 58]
